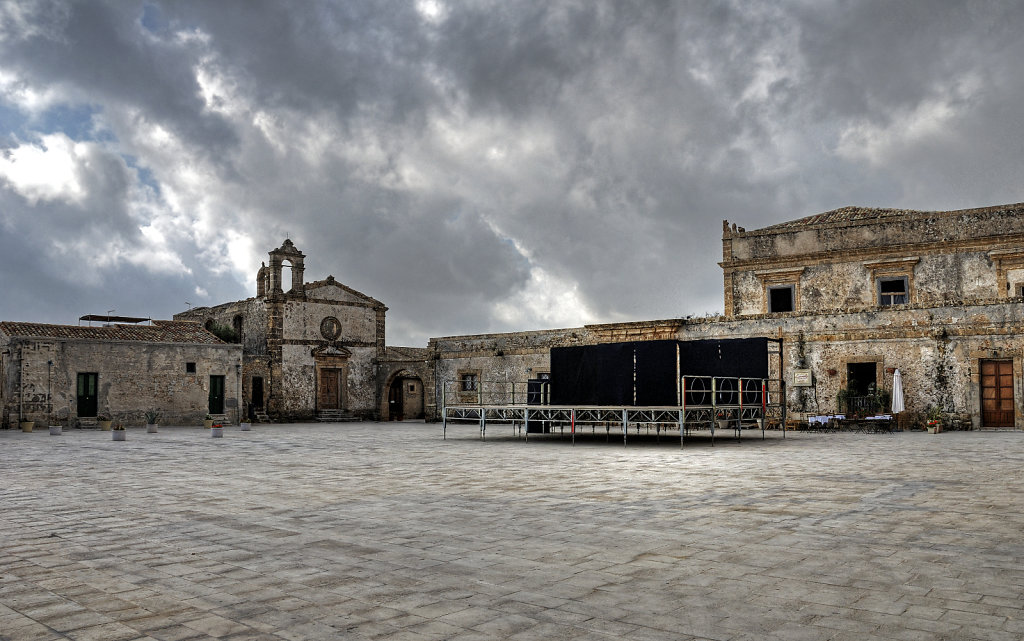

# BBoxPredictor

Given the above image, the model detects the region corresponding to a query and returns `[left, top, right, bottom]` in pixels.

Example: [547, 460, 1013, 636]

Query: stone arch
[232, 314, 243, 344]
[382, 368, 425, 421]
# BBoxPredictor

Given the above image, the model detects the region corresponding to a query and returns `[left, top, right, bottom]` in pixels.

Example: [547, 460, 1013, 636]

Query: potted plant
[19, 418, 34, 432]
[210, 422, 224, 438]
[204, 414, 215, 429]
[49, 421, 63, 436]
[145, 410, 160, 434]
[715, 410, 730, 430]
[97, 414, 113, 431]
[926, 406, 942, 433]
[239, 420, 251, 431]
[112, 422, 126, 441]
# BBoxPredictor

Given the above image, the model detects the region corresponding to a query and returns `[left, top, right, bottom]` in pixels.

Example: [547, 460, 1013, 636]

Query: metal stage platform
[442, 375, 787, 448]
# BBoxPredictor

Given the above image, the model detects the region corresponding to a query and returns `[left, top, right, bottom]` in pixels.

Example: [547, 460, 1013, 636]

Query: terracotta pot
[20, 421, 34, 432]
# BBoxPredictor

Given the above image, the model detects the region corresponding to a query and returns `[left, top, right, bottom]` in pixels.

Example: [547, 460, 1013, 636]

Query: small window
[186, 362, 196, 373]
[768, 285, 794, 313]
[460, 373, 479, 392]
[1015, 283, 1024, 298]
[878, 277, 908, 306]
[409, 383, 416, 393]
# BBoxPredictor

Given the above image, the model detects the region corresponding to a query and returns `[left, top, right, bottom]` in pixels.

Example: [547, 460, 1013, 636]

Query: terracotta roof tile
[756, 202, 1024, 232]
[0, 320, 226, 344]
[384, 346, 429, 361]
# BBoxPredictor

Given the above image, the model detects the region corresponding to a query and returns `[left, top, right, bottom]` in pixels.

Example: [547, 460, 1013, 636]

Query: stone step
[317, 410, 359, 422]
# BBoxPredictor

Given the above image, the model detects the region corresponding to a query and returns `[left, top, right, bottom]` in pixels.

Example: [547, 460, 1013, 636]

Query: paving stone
[5, 425, 1024, 640]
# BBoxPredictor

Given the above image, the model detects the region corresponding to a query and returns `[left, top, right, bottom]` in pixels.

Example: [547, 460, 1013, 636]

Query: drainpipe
[235, 360, 242, 425]
[18, 344, 24, 422]
[47, 360, 52, 425]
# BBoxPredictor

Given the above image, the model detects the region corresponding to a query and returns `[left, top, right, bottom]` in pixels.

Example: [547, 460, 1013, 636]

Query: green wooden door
[77, 373, 98, 417]
[209, 375, 225, 414]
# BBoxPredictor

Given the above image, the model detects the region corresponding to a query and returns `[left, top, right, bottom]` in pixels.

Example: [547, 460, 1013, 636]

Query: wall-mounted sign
[793, 369, 813, 387]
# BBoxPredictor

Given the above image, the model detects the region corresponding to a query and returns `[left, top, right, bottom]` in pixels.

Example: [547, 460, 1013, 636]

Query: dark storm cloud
[2, 0, 1024, 344]
[1, 1, 237, 153]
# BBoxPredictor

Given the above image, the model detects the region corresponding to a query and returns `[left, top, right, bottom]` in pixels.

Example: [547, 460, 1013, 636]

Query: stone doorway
[387, 375, 424, 421]
[251, 376, 264, 411]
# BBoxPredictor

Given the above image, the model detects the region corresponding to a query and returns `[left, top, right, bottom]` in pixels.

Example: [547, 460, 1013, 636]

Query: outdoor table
[837, 415, 894, 433]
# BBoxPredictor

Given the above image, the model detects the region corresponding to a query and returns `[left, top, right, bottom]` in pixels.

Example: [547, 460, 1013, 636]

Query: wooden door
[77, 372, 98, 417]
[981, 360, 1014, 427]
[319, 368, 344, 410]
[209, 375, 225, 414]
[388, 379, 402, 421]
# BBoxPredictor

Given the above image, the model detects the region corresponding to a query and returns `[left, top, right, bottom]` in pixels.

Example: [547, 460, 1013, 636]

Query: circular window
[320, 316, 342, 341]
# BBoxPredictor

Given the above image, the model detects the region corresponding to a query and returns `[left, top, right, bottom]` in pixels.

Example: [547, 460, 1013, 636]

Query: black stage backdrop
[550, 338, 769, 406]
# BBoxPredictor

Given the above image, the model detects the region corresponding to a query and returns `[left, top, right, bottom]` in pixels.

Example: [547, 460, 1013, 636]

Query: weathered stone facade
[174, 240, 387, 422]
[426, 203, 1024, 430]
[379, 347, 432, 421]
[0, 321, 241, 428]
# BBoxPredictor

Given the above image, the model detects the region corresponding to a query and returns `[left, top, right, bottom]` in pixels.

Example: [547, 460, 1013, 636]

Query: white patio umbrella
[891, 368, 905, 414]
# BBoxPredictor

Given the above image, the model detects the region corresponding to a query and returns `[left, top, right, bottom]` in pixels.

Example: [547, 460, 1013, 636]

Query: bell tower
[264, 239, 306, 299]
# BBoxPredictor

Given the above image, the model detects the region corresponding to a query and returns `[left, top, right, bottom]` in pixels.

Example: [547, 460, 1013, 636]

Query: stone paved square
[3, 424, 1024, 640]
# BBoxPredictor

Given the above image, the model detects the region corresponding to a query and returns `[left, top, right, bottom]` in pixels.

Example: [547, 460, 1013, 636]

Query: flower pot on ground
[204, 415, 214, 429]
[144, 410, 160, 433]
[210, 425, 224, 438]
[112, 424, 126, 441]
[49, 425, 62, 436]
[146, 423, 159, 433]
[239, 422, 251, 431]
[97, 420, 112, 431]
[20, 421, 34, 432]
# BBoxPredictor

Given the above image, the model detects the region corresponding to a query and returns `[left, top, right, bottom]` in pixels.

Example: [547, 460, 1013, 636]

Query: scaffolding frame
[442, 374, 787, 448]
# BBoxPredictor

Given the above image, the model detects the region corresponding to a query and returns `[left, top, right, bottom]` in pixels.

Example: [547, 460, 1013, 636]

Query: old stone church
[174, 239, 428, 423]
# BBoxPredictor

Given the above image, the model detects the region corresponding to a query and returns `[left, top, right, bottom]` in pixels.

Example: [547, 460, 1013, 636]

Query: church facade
[174, 240, 392, 422]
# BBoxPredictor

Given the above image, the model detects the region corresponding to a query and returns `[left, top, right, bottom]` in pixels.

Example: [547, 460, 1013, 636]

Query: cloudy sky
[2, 1, 1023, 345]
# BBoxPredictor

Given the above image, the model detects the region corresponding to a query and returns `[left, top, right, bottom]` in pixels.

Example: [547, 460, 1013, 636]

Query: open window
[878, 276, 909, 306]
[768, 285, 795, 313]
[754, 268, 804, 314]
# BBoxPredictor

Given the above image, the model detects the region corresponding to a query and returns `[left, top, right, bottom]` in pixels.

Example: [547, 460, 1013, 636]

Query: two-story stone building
[427, 203, 1024, 430]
